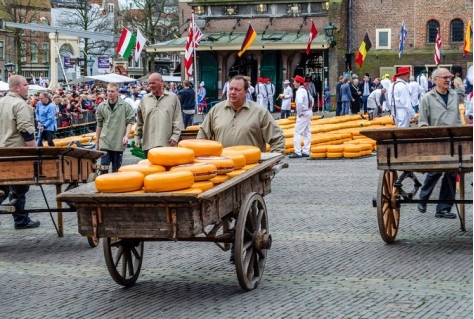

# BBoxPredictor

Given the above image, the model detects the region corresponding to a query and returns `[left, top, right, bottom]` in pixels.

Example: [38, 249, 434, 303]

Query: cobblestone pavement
[0, 143, 472, 318]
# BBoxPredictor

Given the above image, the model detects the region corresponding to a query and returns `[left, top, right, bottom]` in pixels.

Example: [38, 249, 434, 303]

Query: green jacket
[95, 98, 135, 151]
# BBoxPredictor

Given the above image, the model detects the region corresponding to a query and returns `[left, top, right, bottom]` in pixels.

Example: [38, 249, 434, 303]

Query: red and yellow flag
[463, 20, 472, 57]
[354, 32, 372, 68]
[238, 25, 257, 57]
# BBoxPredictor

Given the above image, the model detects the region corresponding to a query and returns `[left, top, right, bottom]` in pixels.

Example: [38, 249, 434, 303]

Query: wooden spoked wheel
[103, 237, 144, 286]
[235, 192, 271, 291]
[377, 170, 400, 243]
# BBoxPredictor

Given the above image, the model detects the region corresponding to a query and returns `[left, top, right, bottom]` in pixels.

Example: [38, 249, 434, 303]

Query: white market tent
[0, 81, 9, 91]
[28, 84, 48, 95]
[67, 73, 138, 85]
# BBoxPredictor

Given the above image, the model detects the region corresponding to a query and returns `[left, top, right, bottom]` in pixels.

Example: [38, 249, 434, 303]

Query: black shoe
[302, 153, 310, 157]
[15, 219, 40, 229]
[417, 204, 426, 213]
[435, 210, 456, 219]
[229, 253, 235, 263]
[288, 153, 302, 158]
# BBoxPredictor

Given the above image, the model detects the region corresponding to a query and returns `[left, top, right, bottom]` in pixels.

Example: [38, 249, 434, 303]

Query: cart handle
[272, 162, 289, 175]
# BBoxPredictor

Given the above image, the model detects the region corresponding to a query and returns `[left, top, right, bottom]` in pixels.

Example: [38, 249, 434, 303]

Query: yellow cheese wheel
[358, 143, 373, 151]
[138, 159, 152, 165]
[226, 169, 246, 179]
[326, 145, 344, 153]
[343, 145, 362, 153]
[210, 174, 230, 185]
[144, 171, 194, 192]
[311, 145, 327, 153]
[310, 152, 326, 159]
[118, 164, 166, 176]
[168, 187, 203, 195]
[148, 147, 194, 166]
[222, 145, 261, 164]
[177, 139, 223, 157]
[125, 189, 146, 194]
[242, 163, 259, 170]
[343, 152, 362, 158]
[361, 149, 373, 156]
[219, 152, 246, 170]
[184, 125, 200, 131]
[284, 147, 295, 154]
[326, 152, 343, 158]
[169, 163, 217, 181]
[194, 156, 235, 174]
[192, 181, 214, 192]
[95, 171, 144, 193]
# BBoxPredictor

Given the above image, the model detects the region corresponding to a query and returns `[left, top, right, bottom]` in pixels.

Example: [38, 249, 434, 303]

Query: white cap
[283, 80, 290, 84]
[200, 81, 205, 86]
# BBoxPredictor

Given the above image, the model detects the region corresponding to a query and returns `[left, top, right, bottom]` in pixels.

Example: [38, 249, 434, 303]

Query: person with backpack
[289, 75, 312, 158]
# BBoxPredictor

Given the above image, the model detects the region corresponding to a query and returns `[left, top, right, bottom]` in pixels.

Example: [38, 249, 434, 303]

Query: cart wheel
[87, 235, 99, 247]
[235, 192, 271, 291]
[103, 237, 144, 286]
[377, 170, 400, 243]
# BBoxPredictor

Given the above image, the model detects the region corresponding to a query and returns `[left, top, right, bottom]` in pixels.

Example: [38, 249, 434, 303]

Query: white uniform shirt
[418, 74, 428, 95]
[295, 86, 311, 115]
[408, 81, 423, 107]
[391, 79, 416, 128]
[367, 89, 384, 109]
[281, 85, 293, 110]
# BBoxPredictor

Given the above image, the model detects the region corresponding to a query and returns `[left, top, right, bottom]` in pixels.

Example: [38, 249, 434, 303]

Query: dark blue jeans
[100, 150, 123, 174]
[419, 172, 457, 212]
[361, 95, 369, 113]
[182, 112, 194, 128]
[280, 110, 291, 119]
[0, 185, 31, 226]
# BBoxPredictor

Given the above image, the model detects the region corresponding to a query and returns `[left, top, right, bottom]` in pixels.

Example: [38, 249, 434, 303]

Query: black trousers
[39, 130, 55, 146]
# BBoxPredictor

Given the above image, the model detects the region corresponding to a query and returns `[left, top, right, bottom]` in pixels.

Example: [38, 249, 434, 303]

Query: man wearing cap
[417, 67, 462, 219]
[417, 69, 429, 95]
[389, 66, 416, 128]
[279, 79, 293, 119]
[289, 75, 312, 158]
[255, 77, 267, 108]
[119, 86, 134, 108]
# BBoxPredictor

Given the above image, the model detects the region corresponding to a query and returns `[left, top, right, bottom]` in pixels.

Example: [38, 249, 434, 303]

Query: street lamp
[324, 23, 337, 47]
[5, 61, 15, 82]
[87, 57, 94, 76]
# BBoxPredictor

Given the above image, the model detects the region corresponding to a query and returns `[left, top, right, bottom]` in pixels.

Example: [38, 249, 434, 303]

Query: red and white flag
[306, 20, 318, 55]
[134, 29, 148, 63]
[184, 10, 203, 78]
[434, 28, 441, 65]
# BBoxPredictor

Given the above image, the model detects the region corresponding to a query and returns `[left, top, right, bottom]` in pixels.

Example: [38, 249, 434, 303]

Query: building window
[0, 41, 4, 60]
[376, 29, 391, 49]
[42, 43, 49, 62]
[450, 19, 464, 43]
[31, 18, 37, 36]
[31, 42, 38, 63]
[427, 20, 440, 43]
[108, 3, 114, 13]
[20, 43, 26, 62]
[41, 17, 48, 25]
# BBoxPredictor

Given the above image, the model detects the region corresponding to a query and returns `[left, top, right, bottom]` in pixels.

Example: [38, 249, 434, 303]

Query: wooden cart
[56, 153, 287, 290]
[361, 126, 473, 243]
[0, 147, 105, 246]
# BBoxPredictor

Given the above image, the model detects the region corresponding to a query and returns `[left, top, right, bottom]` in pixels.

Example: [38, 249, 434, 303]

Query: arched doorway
[198, 51, 218, 102]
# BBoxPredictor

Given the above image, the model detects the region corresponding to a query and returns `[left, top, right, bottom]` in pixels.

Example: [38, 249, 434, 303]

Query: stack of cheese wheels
[226, 169, 246, 179]
[222, 145, 261, 165]
[343, 144, 362, 158]
[147, 147, 194, 166]
[209, 174, 229, 186]
[326, 145, 344, 158]
[169, 163, 217, 181]
[144, 171, 194, 192]
[310, 145, 327, 159]
[191, 180, 214, 192]
[138, 159, 152, 165]
[118, 164, 166, 176]
[177, 139, 223, 157]
[358, 143, 373, 156]
[219, 151, 246, 170]
[95, 171, 145, 193]
[194, 156, 234, 175]
[172, 187, 203, 194]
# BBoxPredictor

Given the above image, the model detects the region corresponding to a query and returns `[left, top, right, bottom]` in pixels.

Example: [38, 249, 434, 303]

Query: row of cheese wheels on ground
[309, 141, 375, 159]
[94, 140, 262, 194]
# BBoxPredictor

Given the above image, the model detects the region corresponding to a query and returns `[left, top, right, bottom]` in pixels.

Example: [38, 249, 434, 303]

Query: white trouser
[257, 95, 268, 108]
[395, 108, 411, 128]
[293, 112, 312, 155]
[267, 96, 274, 112]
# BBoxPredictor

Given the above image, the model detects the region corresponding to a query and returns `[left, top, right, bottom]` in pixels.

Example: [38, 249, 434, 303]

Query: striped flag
[354, 32, 372, 68]
[184, 11, 203, 77]
[463, 20, 472, 57]
[306, 20, 318, 55]
[434, 28, 441, 65]
[116, 27, 136, 59]
[238, 25, 257, 57]
[398, 22, 407, 58]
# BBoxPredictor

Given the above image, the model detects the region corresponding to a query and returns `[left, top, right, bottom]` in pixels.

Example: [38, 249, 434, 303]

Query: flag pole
[191, 10, 200, 119]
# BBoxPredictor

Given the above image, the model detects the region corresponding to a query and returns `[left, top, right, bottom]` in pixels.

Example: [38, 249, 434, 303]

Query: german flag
[238, 25, 257, 57]
[354, 32, 372, 68]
